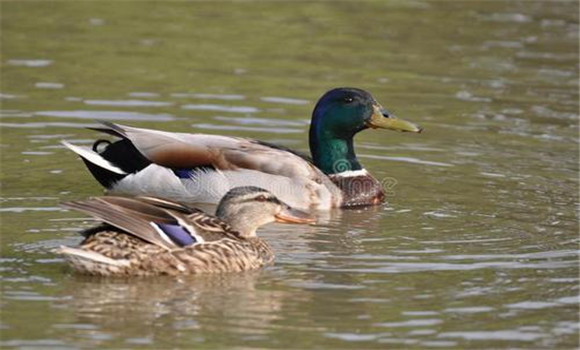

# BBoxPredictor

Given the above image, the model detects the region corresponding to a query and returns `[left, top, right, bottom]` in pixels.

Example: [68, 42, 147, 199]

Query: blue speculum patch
[173, 169, 193, 179]
[156, 223, 195, 246]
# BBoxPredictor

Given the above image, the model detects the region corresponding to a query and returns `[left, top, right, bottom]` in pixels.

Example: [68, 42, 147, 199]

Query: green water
[1, 1, 578, 349]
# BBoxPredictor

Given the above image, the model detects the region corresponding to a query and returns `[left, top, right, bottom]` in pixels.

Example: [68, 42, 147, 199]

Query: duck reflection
[55, 270, 294, 341]
[51, 203, 391, 345]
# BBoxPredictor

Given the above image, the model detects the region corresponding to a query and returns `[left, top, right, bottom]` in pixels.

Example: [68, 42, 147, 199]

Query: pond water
[1, 1, 578, 349]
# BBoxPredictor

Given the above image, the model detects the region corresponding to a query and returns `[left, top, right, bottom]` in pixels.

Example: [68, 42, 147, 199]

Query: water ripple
[444, 306, 495, 313]
[34, 110, 175, 121]
[288, 281, 366, 290]
[313, 260, 576, 274]
[0, 121, 97, 128]
[35, 82, 64, 89]
[182, 104, 259, 113]
[438, 330, 544, 341]
[360, 154, 454, 167]
[506, 296, 578, 310]
[83, 99, 173, 107]
[0, 207, 64, 213]
[128, 92, 160, 98]
[442, 249, 579, 261]
[7, 59, 53, 67]
[171, 93, 245, 100]
[376, 319, 443, 328]
[260, 96, 309, 105]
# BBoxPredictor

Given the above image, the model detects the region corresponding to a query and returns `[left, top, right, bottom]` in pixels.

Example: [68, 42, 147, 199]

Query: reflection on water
[171, 93, 246, 100]
[55, 272, 290, 342]
[83, 99, 174, 107]
[7, 59, 53, 67]
[128, 92, 160, 98]
[34, 110, 176, 121]
[1, 121, 101, 129]
[1, 0, 578, 349]
[182, 103, 260, 114]
[360, 154, 454, 168]
[35, 82, 65, 89]
[259, 96, 310, 105]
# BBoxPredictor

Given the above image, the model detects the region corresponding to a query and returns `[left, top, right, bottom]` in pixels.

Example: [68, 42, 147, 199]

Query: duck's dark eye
[255, 195, 267, 202]
[343, 96, 354, 104]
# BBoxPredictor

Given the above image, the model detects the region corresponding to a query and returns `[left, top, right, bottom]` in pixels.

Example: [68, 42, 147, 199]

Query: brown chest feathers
[329, 174, 386, 208]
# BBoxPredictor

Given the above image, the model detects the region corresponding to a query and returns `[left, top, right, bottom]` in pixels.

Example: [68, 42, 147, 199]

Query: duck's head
[216, 186, 315, 237]
[309, 88, 422, 174]
[311, 87, 422, 138]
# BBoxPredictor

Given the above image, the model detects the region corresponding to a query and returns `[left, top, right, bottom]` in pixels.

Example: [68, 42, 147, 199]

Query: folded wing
[99, 121, 327, 181]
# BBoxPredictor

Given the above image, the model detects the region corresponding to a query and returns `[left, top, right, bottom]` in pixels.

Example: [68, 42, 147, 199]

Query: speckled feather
[59, 196, 274, 276]
[65, 229, 273, 276]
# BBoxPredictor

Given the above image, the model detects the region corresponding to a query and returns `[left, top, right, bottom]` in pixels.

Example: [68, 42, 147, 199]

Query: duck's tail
[61, 136, 151, 188]
[57, 246, 130, 276]
[61, 140, 126, 187]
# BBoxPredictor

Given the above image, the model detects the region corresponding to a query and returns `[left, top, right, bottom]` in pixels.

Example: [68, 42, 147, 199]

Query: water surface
[1, 1, 578, 349]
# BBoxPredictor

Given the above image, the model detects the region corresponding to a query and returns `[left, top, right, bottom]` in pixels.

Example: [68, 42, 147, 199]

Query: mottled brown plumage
[65, 230, 273, 276]
[58, 187, 314, 276]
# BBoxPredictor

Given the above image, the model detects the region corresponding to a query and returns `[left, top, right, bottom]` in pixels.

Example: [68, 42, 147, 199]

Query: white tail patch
[61, 140, 126, 175]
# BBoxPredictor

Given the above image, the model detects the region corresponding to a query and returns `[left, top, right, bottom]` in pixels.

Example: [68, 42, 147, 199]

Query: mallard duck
[63, 87, 422, 210]
[58, 187, 315, 276]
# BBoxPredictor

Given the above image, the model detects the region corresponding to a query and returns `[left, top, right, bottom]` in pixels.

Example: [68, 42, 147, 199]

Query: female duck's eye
[255, 195, 267, 202]
[343, 96, 354, 103]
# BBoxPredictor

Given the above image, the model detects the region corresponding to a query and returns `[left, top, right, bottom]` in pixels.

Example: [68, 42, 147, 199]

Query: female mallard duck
[63, 87, 422, 210]
[59, 187, 315, 276]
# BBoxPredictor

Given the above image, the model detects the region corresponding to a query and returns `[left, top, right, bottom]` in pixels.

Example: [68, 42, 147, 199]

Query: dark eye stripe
[265, 197, 282, 205]
[240, 195, 281, 205]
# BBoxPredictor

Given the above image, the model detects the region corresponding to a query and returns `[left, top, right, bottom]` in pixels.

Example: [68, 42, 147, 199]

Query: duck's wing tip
[58, 245, 131, 266]
[94, 120, 129, 137]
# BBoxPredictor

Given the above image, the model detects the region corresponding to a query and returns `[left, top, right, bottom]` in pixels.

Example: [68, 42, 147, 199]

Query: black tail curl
[83, 139, 151, 188]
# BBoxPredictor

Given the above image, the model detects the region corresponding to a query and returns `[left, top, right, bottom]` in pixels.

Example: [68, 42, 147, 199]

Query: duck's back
[59, 197, 274, 276]
[63, 122, 343, 210]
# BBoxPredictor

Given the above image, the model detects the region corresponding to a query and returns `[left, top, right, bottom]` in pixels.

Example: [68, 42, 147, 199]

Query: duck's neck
[217, 216, 256, 238]
[309, 128, 362, 175]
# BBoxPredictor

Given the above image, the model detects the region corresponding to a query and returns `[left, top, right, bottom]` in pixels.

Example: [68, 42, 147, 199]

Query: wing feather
[62, 198, 177, 250]
[135, 196, 200, 214]
[97, 122, 327, 182]
[165, 211, 241, 242]
[63, 196, 241, 249]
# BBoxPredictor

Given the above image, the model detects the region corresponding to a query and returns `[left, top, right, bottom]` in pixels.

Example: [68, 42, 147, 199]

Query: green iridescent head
[308, 87, 422, 174]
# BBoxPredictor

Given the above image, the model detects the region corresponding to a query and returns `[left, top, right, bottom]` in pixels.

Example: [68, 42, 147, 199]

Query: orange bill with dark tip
[275, 207, 316, 224]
